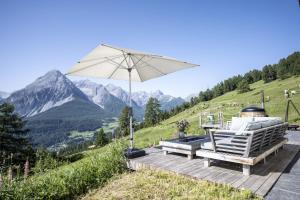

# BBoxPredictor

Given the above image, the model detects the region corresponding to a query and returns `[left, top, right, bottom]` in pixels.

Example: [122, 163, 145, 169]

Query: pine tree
[237, 79, 251, 93]
[118, 106, 130, 136]
[95, 128, 108, 147]
[0, 103, 33, 167]
[144, 97, 162, 127]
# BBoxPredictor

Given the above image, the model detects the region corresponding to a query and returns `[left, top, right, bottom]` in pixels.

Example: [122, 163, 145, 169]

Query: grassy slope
[9, 77, 299, 199]
[82, 170, 260, 200]
[133, 76, 300, 148]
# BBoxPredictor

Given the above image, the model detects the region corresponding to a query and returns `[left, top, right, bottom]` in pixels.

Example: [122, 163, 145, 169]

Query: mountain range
[0, 91, 10, 100]
[1, 70, 186, 147]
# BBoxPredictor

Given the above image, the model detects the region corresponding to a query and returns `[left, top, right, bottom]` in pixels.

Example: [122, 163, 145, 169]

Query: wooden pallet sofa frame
[196, 122, 288, 175]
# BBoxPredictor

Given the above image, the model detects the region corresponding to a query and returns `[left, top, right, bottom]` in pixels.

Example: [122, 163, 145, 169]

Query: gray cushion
[245, 121, 262, 131]
[200, 138, 232, 150]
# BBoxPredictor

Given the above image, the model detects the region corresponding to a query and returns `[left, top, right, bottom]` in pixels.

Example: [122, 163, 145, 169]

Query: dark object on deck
[288, 124, 299, 131]
[241, 106, 266, 117]
[124, 148, 146, 159]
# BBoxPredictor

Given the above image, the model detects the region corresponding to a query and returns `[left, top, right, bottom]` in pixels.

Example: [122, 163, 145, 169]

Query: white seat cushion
[230, 117, 254, 131]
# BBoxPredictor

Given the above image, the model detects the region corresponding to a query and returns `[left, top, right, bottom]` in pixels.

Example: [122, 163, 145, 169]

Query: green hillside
[133, 76, 300, 148]
[26, 99, 108, 147]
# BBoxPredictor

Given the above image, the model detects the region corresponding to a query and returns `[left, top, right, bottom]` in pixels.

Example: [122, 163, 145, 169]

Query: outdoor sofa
[196, 117, 288, 175]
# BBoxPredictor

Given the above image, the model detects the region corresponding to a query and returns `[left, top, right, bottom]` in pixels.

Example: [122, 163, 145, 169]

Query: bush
[32, 148, 65, 174]
[0, 141, 127, 200]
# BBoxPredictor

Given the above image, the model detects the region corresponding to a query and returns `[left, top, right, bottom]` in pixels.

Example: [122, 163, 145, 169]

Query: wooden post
[285, 99, 290, 122]
[188, 154, 193, 160]
[204, 158, 211, 167]
[263, 157, 267, 164]
[243, 164, 251, 176]
[244, 134, 254, 157]
[290, 100, 300, 118]
[209, 130, 217, 152]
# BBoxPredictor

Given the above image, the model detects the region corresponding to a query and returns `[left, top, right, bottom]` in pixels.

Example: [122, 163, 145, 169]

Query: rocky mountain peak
[6, 70, 88, 117]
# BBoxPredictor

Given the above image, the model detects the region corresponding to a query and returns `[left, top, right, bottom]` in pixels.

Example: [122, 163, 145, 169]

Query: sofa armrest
[210, 129, 253, 135]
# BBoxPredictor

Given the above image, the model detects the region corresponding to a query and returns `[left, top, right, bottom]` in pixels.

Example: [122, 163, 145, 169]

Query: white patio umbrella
[67, 44, 198, 153]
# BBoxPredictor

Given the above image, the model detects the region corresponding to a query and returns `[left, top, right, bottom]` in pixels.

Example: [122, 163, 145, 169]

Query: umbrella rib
[138, 58, 167, 75]
[78, 54, 123, 64]
[67, 55, 123, 75]
[107, 54, 128, 79]
[130, 55, 146, 82]
[105, 56, 128, 69]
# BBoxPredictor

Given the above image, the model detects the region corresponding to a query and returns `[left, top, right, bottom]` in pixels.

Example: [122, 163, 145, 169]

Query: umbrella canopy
[67, 44, 198, 81]
[67, 44, 198, 149]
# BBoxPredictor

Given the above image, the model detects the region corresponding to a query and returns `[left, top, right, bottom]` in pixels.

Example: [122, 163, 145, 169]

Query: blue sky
[0, 0, 299, 97]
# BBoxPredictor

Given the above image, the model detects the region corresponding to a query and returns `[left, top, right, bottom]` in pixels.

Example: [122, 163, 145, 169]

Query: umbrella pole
[128, 68, 134, 149]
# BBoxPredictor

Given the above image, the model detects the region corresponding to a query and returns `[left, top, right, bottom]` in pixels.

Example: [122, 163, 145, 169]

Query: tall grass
[0, 141, 127, 200]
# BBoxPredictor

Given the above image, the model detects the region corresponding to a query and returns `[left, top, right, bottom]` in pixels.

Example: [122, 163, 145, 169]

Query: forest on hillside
[162, 51, 300, 120]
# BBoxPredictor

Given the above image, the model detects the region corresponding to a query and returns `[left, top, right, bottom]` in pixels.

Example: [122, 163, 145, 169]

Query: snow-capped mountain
[105, 84, 131, 105]
[131, 91, 149, 107]
[5, 70, 89, 117]
[74, 80, 142, 118]
[3, 70, 185, 118]
[132, 90, 185, 111]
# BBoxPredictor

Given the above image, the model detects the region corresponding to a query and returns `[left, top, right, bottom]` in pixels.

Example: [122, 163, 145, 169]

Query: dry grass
[82, 170, 261, 200]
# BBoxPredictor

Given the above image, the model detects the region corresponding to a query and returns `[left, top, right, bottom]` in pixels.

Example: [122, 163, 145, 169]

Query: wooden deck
[265, 131, 300, 200]
[128, 132, 300, 197]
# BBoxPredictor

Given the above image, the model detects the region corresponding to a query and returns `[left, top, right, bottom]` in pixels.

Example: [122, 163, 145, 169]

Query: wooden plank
[197, 139, 288, 166]
[239, 144, 299, 196]
[216, 144, 246, 151]
[162, 147, 194, 155]
[214, 171, 240, 184]
[209, 130, 217, 152]
[252, 139, 287, 164]
[196, 150, 254, 165]
[256, 144, 300, 197]
[160, 141, 194, 150]
[202, 167, 224, 181]
[216, 148, 244, 155]
[240, 144, 289, 192]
